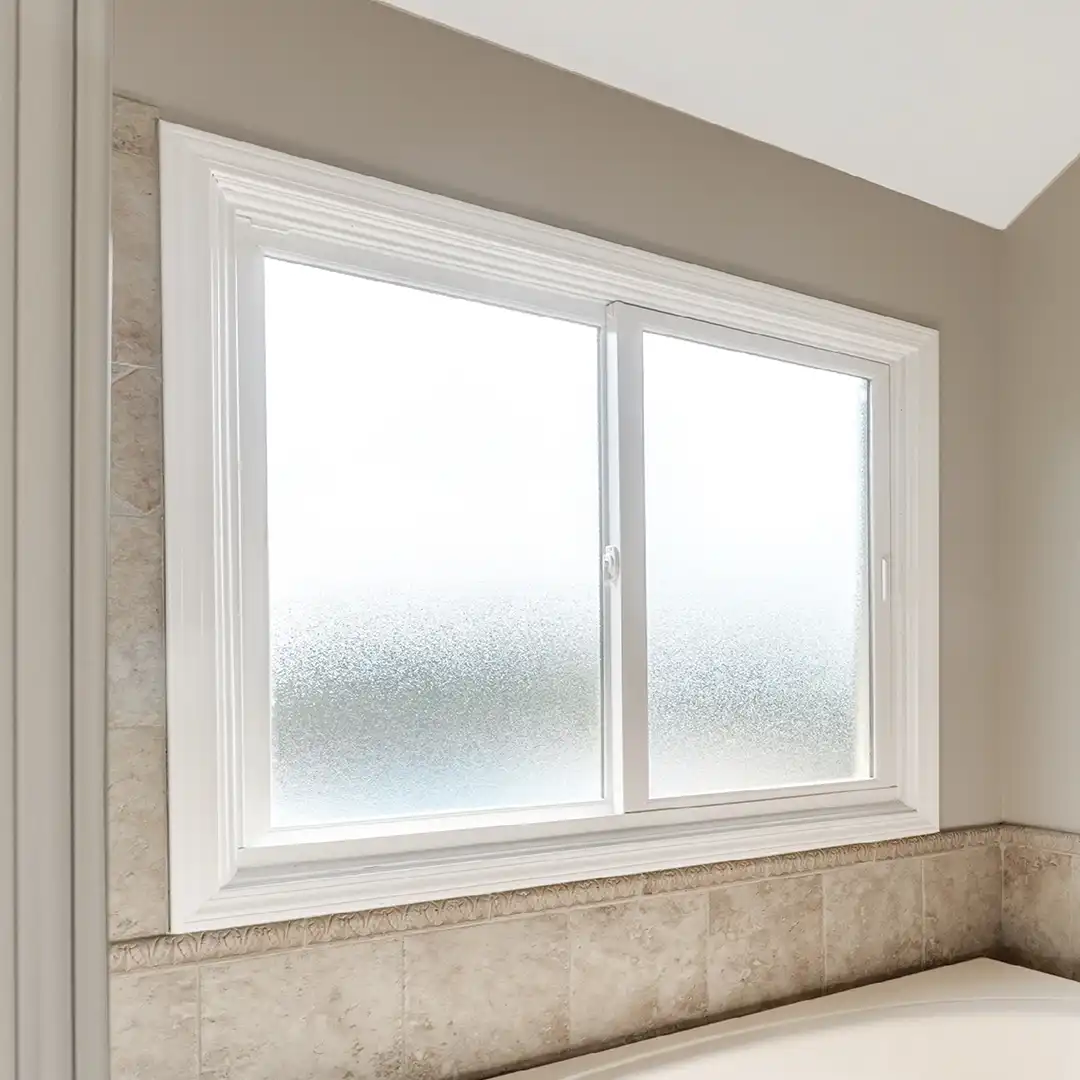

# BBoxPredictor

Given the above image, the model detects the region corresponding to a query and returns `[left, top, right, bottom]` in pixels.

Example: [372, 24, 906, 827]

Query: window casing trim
[160, 122, 939, 933]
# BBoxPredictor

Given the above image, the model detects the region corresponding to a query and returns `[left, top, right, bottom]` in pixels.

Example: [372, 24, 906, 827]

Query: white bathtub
[523, 960, 1080, 1078]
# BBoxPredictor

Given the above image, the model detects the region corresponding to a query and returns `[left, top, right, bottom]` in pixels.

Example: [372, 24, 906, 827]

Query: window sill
[174, 798, 936, 932]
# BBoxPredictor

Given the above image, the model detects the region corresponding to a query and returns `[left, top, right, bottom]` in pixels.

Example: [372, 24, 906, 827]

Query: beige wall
[114, 0, 1002, 828]
[1000, 154, 1080, 830]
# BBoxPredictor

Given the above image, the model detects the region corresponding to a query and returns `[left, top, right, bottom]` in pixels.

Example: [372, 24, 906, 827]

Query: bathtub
[522, 959, 1080, 1078]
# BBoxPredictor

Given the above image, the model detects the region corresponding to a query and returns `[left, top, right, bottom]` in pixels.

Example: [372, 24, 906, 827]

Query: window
[161, 123, 938, 932]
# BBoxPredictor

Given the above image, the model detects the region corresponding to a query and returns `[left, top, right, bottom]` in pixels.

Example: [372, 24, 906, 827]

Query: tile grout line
[566, 908, 577, 1047]
[1062, 851, 1071, 980]
[195, 959, 203, 1078]
[999, 835, 1005, 954]
[919, 855, 926, 970]
[820, 870, 829, 994]
[565, 911, 577, 1052]
[398, 936, 406, 1076]
[109, 504, 163, 521]
[108, 501, 162, 515]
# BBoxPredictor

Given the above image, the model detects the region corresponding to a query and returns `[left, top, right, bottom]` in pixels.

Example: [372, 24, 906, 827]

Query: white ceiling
[380, 0, 1080, 228]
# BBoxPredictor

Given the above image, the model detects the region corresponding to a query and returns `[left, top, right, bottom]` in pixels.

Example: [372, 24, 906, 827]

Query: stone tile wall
[107, 96, 1010, 1080]
[1000, 826, 1080, 978]
[110, 836, 1001, 1080]
[109, 97, 167, 944]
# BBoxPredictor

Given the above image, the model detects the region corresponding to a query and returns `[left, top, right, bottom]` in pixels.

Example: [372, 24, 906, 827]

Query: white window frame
[161, 122, 939, 933]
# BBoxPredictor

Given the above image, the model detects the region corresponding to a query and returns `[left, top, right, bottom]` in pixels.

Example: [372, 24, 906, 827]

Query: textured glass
[643, 332, 871, 798]
[264, 259, 601, 827]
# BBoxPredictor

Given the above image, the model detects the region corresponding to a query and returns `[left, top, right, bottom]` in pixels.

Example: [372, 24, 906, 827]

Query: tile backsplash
[110, 832, 1001, 1080]
[105, 94, 1027, 1080]
[1000, 826, 1080, 978]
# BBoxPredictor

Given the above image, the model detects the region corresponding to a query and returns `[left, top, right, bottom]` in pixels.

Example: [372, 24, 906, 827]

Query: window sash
[606, 303, 894, 815]
[235, 223, 615, 848]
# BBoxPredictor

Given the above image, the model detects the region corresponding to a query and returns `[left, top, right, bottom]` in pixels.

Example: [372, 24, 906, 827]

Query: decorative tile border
[873, 826, 1000, 860]
[998, 824, 1080, 856]
[109, 826, 1003, 972]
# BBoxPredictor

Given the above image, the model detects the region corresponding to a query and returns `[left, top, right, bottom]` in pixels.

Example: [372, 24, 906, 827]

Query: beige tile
[108, 726, 169, 939]
[405, 914, 569, 1078]
[823, 859, 923, 989]
[569, 894, 707, 1049]
[924, 846, 1001, 965]
[707, 874, 823, 1015]
[112, 141, 159, 276]
[108, 513, 165, 728]
[111, 967, 198, 1080]
[112, 365, 163, 515]
[112, 145, 160, 370]
[113, 96, 158, 158]
[201, 938, 403, 1080]
[1002, 845, 1072, 976]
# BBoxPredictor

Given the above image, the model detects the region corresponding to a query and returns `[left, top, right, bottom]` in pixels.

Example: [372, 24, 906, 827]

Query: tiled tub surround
[110, 833, 1002, 1080]
[107, 96, 1007, 1079]
[1000, 826, 1080, 978]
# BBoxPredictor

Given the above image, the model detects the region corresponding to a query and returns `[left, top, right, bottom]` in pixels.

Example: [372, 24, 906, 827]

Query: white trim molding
[0, 0, 111, 1076]
[161, 122, 939, 933]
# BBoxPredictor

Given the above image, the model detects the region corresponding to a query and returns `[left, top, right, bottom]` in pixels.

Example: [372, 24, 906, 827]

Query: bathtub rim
[520, 959, 1080, 1078]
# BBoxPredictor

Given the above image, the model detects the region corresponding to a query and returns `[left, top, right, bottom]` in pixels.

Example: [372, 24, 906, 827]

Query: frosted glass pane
[643, 332, 870, 798]
[265, 259, 601, 827]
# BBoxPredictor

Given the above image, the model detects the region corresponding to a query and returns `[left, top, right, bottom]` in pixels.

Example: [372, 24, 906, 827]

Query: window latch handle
[602, 545, 620, 585]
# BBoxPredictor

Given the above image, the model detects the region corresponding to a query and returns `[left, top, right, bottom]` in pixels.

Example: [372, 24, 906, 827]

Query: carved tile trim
[999, 825, 1080, 855]
[873, 826, 1000, 860]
